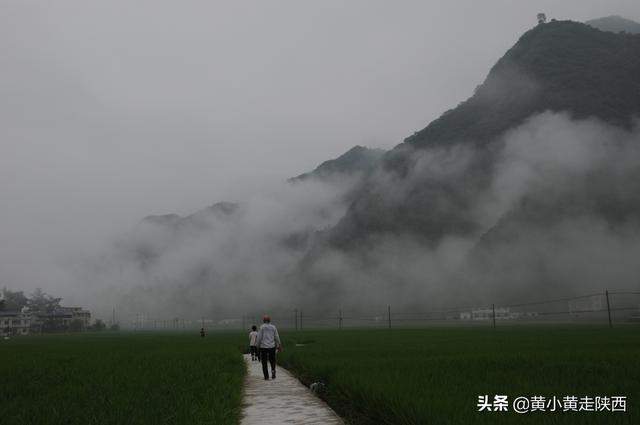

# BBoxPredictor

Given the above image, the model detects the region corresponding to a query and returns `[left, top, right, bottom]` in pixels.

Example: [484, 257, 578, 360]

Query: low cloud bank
[55, 112, 640, 322]
[293, 112, 640, 313]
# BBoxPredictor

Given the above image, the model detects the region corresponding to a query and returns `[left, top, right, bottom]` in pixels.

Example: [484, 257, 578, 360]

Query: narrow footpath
[240, 354, 344, 425]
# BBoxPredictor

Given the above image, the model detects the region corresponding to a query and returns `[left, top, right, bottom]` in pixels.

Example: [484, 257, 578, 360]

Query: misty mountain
[102, 19, 640, 317]
[292, 20, 640, 307]
[324, 20, 640, 247]
[122, 144, 368, 278]
[586, 15, 640, 34]
[142, 202, 240, 229]
[132, 202, 241, 266]
[130, 145, 385, 265]
[404, 20, 639, 150]
[289, 146, 385, 183]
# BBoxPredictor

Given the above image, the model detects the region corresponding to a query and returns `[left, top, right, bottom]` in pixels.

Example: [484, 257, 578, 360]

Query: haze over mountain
[587, 15, 640, 34]
[290, 146, 385, 183]
[324, 20, 640, 246]
[4, 3, 640, 322]
[295, 20, 640, 307]
[85, 19, 640, 320]
[132, 146, 384, 268]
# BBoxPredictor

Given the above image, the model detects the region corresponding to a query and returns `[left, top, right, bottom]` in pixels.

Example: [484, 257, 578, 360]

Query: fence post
[388, 305, 391, 329]
[492, 304, 496, 328]
[605, 290, 612, 328]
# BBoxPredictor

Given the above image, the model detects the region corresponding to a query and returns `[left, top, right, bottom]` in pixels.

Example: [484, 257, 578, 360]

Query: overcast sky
[1, 0, 639, 293]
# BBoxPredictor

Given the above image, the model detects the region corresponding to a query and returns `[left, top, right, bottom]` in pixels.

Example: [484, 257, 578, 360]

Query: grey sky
[1, 0, 639, 293]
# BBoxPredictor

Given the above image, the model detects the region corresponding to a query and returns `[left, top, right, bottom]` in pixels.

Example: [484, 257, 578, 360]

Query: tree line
[1, 287, 115, 333]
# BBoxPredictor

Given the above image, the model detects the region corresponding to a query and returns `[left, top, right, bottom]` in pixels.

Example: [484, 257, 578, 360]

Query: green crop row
[278, 326, 640, 425]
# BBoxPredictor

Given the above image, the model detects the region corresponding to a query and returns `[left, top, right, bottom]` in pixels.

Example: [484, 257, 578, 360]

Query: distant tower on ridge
[537, 13, 547, 25]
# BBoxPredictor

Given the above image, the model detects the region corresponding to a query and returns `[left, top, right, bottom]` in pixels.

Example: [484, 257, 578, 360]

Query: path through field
[240, 354, 344, 425]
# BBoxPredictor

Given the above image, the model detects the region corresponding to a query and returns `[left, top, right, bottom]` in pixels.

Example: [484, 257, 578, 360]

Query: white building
[459, 307, 533, 321]
[38, 307, 91, 329]
[459, 308, 505, 321]
[0, 310, 32, 336]
[568, 296, 603, 315]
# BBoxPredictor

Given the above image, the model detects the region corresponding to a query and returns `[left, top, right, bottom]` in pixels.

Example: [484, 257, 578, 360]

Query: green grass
[0, 332, 246, 425]
[2, 327, 638, 425]
[278, 326, 640, 425]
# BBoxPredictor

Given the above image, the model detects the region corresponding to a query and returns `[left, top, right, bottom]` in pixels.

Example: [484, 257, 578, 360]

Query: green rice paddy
[279, 326, 640, 425]
[0, 333, 245, 425]
[1, 326, 638, 424]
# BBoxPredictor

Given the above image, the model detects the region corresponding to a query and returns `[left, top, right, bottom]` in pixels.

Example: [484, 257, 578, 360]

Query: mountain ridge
[402, 20, 640, 149]
[117, 19, 640, 313]
[586, 15, 640, 34]
[289, 145, 385, 183]
[324, 20, 640, 247]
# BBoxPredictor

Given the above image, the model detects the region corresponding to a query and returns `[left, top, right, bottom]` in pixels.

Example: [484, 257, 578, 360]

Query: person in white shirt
[248, 325, 259, 361]
[256, 315, 282, 380]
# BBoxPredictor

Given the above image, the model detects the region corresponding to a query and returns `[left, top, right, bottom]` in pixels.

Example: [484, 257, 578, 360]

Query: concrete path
[240, 354, 344, 425]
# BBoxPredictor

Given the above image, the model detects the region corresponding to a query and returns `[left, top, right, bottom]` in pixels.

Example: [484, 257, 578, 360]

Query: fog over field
[2, 1, 640, 320]
[51, 113, 640, 319]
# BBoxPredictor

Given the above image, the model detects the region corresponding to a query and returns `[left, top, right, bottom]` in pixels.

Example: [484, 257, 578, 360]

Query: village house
[459, 308, 538, 321]
[33, 307, 92, 332]
[0, 309, 32, 336]
[1, 306, 91, 336]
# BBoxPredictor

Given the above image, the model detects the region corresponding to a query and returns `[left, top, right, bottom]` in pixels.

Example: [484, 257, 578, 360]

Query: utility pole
[492, 304, 496, 329]
[605, 290, 612, 328]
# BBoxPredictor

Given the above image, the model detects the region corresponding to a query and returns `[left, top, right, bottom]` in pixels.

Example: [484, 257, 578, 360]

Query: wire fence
[122, 289, 640, 331]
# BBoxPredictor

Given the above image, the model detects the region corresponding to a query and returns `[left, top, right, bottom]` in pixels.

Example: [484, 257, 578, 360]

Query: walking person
[249, 325, 259, 361]
[256, 315, 282, 380]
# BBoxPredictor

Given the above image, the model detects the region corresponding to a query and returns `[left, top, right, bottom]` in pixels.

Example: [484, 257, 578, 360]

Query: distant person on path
[256, 315, 282, 380]
[249, 325, 259, 361]
[200, 327, 205, 338]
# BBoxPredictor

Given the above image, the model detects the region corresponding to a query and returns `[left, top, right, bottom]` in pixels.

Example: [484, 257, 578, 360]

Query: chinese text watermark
[477, 395, 627, 414]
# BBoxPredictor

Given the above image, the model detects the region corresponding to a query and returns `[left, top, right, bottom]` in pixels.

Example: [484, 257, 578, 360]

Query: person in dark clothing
[256, 315, 282, 380]
[200, 327, 205, 338]
[261, 347, 276, 379]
